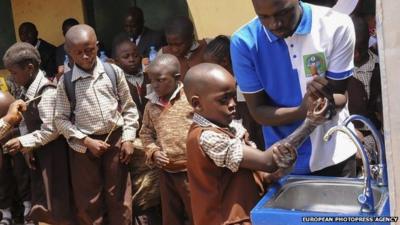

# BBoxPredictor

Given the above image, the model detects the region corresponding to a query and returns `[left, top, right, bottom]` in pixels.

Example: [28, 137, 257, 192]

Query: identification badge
[303, 52, 327, 77]
[0, 77, 9, 92]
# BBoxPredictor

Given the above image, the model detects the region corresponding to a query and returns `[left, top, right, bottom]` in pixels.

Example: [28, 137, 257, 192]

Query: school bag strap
[63, 62, 118, 118]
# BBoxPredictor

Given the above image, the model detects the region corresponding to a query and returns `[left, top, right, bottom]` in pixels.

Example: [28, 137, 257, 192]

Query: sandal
[0, 218, 12, 225]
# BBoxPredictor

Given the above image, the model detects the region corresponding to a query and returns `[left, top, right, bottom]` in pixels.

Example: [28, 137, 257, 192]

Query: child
[183, 63, 327, 225]
[113, 37, 150, 123]
[159, 16, 207, 80]
[203, 35, 265, 150]
[112, 37, 161, 225]
[2, 42, 75, 225]
[139, 54, 193, 225]
[54, 24, 138, 225]
[347, 16, 381, 165]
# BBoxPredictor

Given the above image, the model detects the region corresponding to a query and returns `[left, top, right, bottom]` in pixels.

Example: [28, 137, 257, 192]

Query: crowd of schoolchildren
[0, 0, 383, 225]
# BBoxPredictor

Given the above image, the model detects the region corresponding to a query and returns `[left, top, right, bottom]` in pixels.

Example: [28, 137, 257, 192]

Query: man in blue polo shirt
[231, 0, 357, 176]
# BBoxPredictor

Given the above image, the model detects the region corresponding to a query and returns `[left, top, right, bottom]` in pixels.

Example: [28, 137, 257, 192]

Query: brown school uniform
[139, 83, 193, 225]
[55, 59, 139, 225]
[0, 127, 30, 218]
[161, 40, 207, 80]
[125, 71, 150, 129]
[0, 82, 30, 215]
[0, 149, 30, 213]
[186, 113, 264, 225]
[17, 70, 76, 224]
[125, 72, 162, 225]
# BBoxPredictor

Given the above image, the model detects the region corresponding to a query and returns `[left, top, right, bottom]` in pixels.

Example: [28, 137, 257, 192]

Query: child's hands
[3, 138, 22, 155]
[120, 141, 134, 164]
[153, 150, 170, 168]
[272, 142, 297, 168]
[83, 137, 110, 158]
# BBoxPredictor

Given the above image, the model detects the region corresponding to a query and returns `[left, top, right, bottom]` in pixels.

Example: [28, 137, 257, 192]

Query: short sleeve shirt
[231, 2, 357, 174]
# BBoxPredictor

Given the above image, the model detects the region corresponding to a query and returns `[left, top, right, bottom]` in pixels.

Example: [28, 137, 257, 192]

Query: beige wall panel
[187, 0, 256, 39]
[11, 0, 85, 46]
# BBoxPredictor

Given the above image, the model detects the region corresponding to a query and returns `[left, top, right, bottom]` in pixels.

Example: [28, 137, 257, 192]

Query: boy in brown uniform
[113, 37, 161, 225]
[3, 42, 76, 225]
[139, 54, 193, 225]
[184, 63, 303, 225]
[54, 25, 139, 225]
[159, 16, 207, 80]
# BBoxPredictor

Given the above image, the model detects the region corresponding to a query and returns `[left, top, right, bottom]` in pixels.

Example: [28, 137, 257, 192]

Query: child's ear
[191, 96, 202, 111]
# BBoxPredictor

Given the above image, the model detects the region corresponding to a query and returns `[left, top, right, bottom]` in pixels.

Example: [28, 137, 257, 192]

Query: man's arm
[243, 75, 349, 127]
[243, 91, 307, 126]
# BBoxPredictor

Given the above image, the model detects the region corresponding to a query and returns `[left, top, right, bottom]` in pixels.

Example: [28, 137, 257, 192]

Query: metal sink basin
[251, 176, 390, 225]
[264, 177, 385, 214]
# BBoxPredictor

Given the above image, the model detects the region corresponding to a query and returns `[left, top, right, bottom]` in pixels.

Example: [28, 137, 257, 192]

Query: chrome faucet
[342, 115, 388, 187]
[324, 125, 375, 213]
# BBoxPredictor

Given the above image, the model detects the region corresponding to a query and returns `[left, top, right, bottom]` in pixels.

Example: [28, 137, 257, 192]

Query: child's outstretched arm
[240, 96, 330, 172]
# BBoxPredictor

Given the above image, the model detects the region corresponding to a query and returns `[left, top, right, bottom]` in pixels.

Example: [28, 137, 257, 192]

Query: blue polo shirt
[231, 2, 357, 174]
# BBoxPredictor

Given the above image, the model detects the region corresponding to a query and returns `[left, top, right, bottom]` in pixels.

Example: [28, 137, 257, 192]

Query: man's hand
[306, 76, 334, 101]
[120, 141, 134, 164]
[83, 137, 110, 158]
[3, 100, 27, 125]
[3, 138, 22, 156]
[153, 150, 170, 168]
[24, 152, 36, 170]
[298, 92, 313, 116]
[272, 142, 297, 168]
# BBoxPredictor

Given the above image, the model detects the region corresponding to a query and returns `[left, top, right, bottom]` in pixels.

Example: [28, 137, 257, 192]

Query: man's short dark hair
[165, 16, 194, 40]
[19, 22, 38, 37]
[62, 18, 79, 30]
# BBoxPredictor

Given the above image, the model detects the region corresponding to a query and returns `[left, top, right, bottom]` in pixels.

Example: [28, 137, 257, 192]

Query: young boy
[203, 35, 265, 150]
[184, 63, 327, 225]
[347, 16, 381, 165]
[112, 37, 161, 225]
[139, 54, 193, 225]
[2, 42, 75, 225]
[54, 24, 139, 225]
[159, 16, 207, 80]
[113, 37, 150, 123]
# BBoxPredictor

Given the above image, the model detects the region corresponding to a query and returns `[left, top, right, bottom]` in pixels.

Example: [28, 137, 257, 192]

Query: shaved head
[64, 24, 98, 71]
[184, 63, 237, 126]
[148, 54, 180, 77]
[184, 63, 234, 101]
[65, 24, 97, 51]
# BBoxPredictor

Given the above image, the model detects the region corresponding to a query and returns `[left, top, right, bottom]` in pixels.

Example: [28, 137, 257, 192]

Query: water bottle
[99, 51, 108, 62]
[149, 46, 157, 62]
[64, 54, 71, 73]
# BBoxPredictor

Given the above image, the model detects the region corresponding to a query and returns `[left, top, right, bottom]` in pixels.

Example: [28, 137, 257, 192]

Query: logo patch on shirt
[303, 52, 327, 77]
